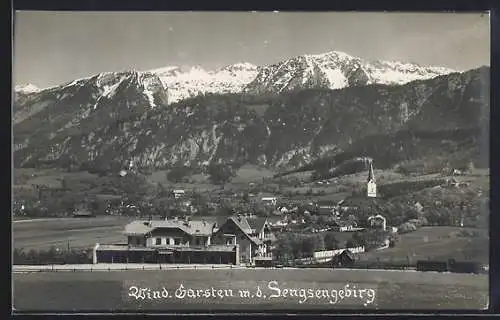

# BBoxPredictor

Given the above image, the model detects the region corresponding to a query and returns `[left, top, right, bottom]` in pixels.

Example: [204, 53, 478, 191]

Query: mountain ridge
[15, 50, 459, 105]
[13, 65, 489, 173]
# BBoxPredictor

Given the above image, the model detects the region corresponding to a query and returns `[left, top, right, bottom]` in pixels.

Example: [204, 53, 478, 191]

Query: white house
[173, 189, 185, 199]
[261, 196, 277, 206]
[368, 214, 387, 231]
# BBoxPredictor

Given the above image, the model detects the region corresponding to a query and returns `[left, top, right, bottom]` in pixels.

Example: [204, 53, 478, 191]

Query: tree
[274, 234, 294, 263]
[167, 166, 192, 183]
[207, 163, 236, 187]
[301, 236, 316, 257]
[323, 232, 340, 250]
[398, 222, 417, 234]
[313, 234, 325, 251]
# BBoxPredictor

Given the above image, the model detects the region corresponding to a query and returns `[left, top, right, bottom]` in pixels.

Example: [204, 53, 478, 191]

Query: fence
[416, 260, 448, 272]
[313, 246, 366, 259]
[293, 247, 366, 265]
[12, 263, 244, 272]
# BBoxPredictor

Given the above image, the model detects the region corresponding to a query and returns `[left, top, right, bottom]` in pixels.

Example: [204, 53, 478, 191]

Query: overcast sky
[13, 11, 490, 88]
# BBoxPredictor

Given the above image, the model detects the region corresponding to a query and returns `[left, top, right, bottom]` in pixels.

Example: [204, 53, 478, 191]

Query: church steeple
[367, 160, 377, 198]
[367, 161, 376, 183]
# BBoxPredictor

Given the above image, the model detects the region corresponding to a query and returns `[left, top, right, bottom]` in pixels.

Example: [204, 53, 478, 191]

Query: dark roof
[368, 162, 376, 183]
[247, 217, 267, 233]
[339, 250, 355, 259]
[317, 200, 338, 206]
[227, 216, 252, 234]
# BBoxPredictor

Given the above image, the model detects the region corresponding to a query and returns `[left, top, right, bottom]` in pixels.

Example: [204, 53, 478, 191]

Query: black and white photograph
[12, 11, 490, 312]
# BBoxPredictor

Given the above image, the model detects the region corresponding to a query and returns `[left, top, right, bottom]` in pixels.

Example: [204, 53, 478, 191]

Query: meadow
[358, 226, 489, 265]
[13, 216, 133, 251]
[13, 268, 488, 311]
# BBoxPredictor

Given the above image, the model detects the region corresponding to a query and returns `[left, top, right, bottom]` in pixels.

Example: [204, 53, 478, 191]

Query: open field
[13, 269, 488, 311]
[358, 227, 489, 265]
[145, 164, 276, 191]
[14, 168, 98, 189]
[13, 216, 134, 251]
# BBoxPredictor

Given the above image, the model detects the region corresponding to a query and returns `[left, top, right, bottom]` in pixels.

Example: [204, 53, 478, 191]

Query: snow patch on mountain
[245, 50, 457, 95]
[14, 83, 41, 94]
[147, 63, 259, 103]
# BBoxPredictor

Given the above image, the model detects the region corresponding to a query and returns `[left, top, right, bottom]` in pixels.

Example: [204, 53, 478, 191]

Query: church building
[367, 161, 377, 198]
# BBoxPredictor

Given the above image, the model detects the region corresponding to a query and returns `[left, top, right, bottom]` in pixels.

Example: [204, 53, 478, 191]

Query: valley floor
[13, 268, 488, 311]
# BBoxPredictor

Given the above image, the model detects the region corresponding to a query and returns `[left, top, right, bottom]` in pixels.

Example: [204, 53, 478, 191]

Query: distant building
[414, 202, 424, 213]
[173, 189, 185, 199]
[367, 161, 377, 198]
[368, 214, 387, 231]
[331, 250, 355, 268]
[261, 196, 277, 206]
[73, 209, 95, 218]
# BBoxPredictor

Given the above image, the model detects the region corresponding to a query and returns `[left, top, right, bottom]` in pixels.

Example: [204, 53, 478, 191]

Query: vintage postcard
[12, 11, 490, 313]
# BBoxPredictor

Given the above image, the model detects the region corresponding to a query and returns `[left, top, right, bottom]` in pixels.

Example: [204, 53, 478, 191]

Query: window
[226, 238, 233, 245]
[195, 238, 200, 245]
[174, 238, 181, 245]
[155, 238, 162, 245]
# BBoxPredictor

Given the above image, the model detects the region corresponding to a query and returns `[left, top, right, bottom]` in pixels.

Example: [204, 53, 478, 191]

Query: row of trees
[273, 230, 392, 263]
[13, 247, 92, 265]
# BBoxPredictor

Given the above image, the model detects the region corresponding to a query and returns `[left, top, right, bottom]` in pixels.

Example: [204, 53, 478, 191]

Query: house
[267, 217, 288, 232]
[212, 215, 273, 264]
[368, 214, 387, 231]
[73, 209, 95, 218]
[94, 217, 238, 265]
[331, 250, 355, 268]
[173, 189, 185, 199]
[279, 206, 289, 214]
[414, 202, 424, 213]
[248, 217, 276, 253]
[94, 215, 276, 265]
[261, 196, 277, 206]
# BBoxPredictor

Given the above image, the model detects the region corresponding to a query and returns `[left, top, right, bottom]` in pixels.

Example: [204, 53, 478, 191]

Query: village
[89, 163, 413, 269]
[12, 157, 488, 274]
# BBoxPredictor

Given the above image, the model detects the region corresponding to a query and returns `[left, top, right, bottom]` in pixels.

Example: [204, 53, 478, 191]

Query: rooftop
[247, 217, 268, 233]
[124, 219, 216, 236]
[96, 244, 235, 252]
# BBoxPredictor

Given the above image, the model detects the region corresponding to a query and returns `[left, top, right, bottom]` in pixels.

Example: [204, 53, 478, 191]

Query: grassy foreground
[13, 269, 488, 311]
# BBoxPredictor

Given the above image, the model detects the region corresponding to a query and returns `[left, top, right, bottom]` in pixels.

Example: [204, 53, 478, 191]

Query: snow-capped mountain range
[14, 50, 459, 105]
